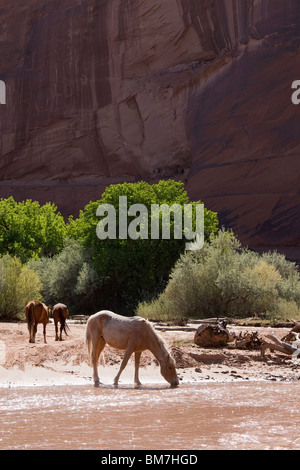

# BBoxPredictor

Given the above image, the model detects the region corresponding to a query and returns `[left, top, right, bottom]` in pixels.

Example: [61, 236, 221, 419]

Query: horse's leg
[92, 337, 106, 386]
[55, 321, 59, 341]
[43, 323, 47, 344]
[32, 324, 37, 343]
[59, 323, 63, 341]
[114, 345, 134, 386]
[134, 351, 142, 387]
[29, 327, 34, 343]
[28, 324, 33, 343]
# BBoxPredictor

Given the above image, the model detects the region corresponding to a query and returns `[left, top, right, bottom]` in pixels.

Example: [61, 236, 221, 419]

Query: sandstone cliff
[0, 0, 299, 259]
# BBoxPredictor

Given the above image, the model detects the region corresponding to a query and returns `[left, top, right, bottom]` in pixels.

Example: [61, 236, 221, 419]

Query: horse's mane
[143, 318, 172, 361]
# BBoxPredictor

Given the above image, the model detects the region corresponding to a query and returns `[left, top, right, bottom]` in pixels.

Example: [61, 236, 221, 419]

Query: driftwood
[193, 319, 300, 363]
[281, 320, 300, 342]
[232, 331, 261, 350]
[260, 333, 300, 360]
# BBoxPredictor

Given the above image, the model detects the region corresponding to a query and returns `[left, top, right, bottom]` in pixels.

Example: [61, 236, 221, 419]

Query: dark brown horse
[52, 303, 70, 341]
[25, 300, 51, 343]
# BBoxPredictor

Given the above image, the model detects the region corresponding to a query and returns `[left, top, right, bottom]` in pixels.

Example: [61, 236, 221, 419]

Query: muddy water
[1, 381, 300, 450]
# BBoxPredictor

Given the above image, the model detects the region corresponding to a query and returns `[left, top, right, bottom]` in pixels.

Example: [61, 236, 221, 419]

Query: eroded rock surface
[0, 0, 299, 258]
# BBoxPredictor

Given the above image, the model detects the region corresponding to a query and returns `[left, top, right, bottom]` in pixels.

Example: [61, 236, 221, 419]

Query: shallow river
[1, 381, 300, 450]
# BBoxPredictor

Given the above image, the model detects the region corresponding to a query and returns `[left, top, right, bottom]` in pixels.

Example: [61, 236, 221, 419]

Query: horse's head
[160, 354, 179, 388]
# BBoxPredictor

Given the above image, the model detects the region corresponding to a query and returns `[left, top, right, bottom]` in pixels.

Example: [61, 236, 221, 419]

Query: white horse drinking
[85, 310, 179, 387]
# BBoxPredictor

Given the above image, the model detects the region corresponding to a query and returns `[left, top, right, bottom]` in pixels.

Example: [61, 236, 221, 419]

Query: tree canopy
[67, 180, 219, 312]
[0, 197, 66, 263]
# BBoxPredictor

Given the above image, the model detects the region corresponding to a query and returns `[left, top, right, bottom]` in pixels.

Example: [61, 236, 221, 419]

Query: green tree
[0, 197, 67, 262]
[67, 180, 219, 313]
[0, 255, 42, 320]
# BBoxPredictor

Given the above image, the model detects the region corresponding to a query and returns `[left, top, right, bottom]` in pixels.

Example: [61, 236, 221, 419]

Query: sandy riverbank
[0, 321, 299, 388]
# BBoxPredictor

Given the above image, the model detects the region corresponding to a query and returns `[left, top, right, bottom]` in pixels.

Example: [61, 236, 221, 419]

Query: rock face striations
[0, 0, 299, 258]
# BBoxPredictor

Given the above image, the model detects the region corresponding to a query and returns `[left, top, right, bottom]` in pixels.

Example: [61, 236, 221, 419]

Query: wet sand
[0, 321, 299, 388]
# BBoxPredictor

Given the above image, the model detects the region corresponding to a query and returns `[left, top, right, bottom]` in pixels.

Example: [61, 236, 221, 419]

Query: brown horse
[86, 310, 179, 388]
[52, 303, 70, 341]
[25, 300, 51, 344]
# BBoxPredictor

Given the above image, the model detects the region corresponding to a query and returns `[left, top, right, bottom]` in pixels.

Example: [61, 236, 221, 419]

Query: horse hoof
[94, 380, 101, 387]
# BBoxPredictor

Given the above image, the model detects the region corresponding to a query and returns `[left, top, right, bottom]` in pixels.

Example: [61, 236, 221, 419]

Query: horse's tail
[100, 350, 106, 366]
[26, 303, 35, 331]
[85, 320, 93, 366]
[26, 302, 36, 342]
[85, 317, 106, 367]
[58, 307, 70, 336]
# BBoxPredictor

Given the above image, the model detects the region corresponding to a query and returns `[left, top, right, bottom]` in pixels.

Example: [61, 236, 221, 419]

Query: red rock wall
[0, 0, 299, 258]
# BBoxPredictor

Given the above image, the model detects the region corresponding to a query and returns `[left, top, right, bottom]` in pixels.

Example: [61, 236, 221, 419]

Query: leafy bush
[137, 230, 300, 321]
[0, 255, 42, 320]
[0, 197, 67, 262]
[30, 239, 102, 316]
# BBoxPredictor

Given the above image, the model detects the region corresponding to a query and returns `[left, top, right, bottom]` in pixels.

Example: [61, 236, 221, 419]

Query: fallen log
[281, 320, 300, 342]
[260, 333, 300, 359]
